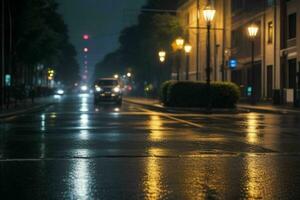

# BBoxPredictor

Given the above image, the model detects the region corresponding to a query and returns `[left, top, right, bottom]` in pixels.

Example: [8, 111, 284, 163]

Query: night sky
[57, 0, 146, 80]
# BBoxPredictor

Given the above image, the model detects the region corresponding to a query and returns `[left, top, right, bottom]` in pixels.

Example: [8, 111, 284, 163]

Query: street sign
[247, 86, 252, 97]
[229, 59, 237, 69]
[5, 74, 11, 86]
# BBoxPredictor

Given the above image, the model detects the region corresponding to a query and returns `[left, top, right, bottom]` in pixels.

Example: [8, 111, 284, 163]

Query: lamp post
[184, 44, 192, 80]
[247, 24, 259, 105]
[158, 50, 167, 87]
[174, 37, 184, 81]
[158, 50, 166, 63]
[203, 4, 216, 110]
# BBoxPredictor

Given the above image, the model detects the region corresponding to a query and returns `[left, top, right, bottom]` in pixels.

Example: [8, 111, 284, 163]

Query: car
[93, 78, 122, 105]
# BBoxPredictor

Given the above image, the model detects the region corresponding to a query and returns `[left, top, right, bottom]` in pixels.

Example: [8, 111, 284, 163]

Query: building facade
[176, 0, 300, 103]
[175, 0, 231, 82]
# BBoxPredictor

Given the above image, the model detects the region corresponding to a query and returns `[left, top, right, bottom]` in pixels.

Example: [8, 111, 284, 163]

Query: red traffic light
[83, 34, 89, 40]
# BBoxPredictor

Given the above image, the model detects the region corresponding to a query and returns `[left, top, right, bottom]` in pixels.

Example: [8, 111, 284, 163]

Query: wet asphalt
[1, 94, 300, 199]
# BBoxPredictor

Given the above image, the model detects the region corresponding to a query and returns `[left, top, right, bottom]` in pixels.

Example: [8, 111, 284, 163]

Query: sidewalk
[0, 97, 55, 119]
[124, 97, 300, 114]
[238, 103, 300, 114]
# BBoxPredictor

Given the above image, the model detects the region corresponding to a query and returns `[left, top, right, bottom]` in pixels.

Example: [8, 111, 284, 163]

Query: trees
[12, 0, 79, 86]
[94, 0, 184, 94]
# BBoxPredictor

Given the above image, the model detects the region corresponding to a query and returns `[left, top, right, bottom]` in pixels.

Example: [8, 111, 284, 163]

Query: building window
[267, 21, 273, 44]
[288, 13, 296, 39]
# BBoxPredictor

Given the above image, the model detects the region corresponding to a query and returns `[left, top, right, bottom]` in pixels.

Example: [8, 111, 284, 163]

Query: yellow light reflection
[246, 113, 259, 143]
[144, 148, 165, 200]
[149, 115, 163, 142]
[245, 155, 263, 199]
[50, 113, 57, 119]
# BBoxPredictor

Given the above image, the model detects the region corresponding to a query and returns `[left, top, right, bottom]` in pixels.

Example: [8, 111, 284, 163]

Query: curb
[124, 98, 244, 114]
[238, 106, 300, 115]
[0, 103, 53, 119]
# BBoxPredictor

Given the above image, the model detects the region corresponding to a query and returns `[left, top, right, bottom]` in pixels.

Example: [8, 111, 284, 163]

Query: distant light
[127, 72, 132, 78]
[57, 89, 64, 95]
[113, 86, 121, 93]
[81, 85, 88, 91]
[127, 85, 132, 91]
[114, 74, 119, 79]
[159, 56, 165, 63]
[229, 59, 238, 69]
[158, 50, 166, 58]
[184, 44, 192, 53]
[83, 34, 89, 40]
[84, 48, 89, 52]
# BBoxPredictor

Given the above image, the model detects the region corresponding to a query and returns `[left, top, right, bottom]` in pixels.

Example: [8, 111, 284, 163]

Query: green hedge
[160, 81, 240, 108]
[159, 80, 176, 103]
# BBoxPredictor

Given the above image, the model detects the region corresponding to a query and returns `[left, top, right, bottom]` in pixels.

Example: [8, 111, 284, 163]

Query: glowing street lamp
[175, 37, 185, 50]
[203, 3, 216, 111]
[247, 24, 259, 105]
[159, 56, 166, 63]
[83, 48, 89, 53]
[248, 24, 259, 39]
[114, 74, 119, 79]
[158, 50, 166, 58]
[184, 44, 192, 80]
[173, 37, 185, 80]
[203, 5, 216, 24]
[184, 44, 192, 54]
[158, 50, 166, 63]
[127, 72, 132, 78]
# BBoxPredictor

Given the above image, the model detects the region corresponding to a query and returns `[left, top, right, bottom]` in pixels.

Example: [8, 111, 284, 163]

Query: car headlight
[113, 87, 121, 93]
[95, 86, 102, 92]
[57, 89, 64, 95]
[81, 85, 88, 91]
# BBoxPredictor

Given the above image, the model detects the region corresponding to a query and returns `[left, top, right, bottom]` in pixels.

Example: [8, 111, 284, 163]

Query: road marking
[137, 107, 204, 128]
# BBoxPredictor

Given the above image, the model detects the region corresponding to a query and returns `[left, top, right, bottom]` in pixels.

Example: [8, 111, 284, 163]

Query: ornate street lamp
[203, 3, 216, 111]
[158, 50, 166, 58]
[184, 44, 192, 80]
[175, 37, 185, 50]
[159, 56, 166, 63]
[247, 24, 259, 105]
[174, 37, 185, 80]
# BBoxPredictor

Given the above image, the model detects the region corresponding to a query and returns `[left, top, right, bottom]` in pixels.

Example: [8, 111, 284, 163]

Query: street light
[184, 44, 192, 80]
[247, 24, 259, 105]
[114, 74, 119, 79]
[127, 72, 132, 78]
[159, 56, 166, 63]
[175, 37, 185, 50]
[83, 47, 89, 53]
[158, 50, 166, 63]
[203, 3, 216, 111]
[174, 37, 185, 80]
[158, 50, 166, 58]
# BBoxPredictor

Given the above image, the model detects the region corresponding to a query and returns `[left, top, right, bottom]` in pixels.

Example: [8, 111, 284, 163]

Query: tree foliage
[13, 0, 79, 85]
[94, 0, 184, 93]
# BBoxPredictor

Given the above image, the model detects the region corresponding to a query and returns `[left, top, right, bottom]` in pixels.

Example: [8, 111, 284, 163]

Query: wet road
[1, 94, 300, 199]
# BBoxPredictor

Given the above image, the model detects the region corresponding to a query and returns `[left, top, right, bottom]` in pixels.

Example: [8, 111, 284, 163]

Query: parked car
[93, 78, 122, 105]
